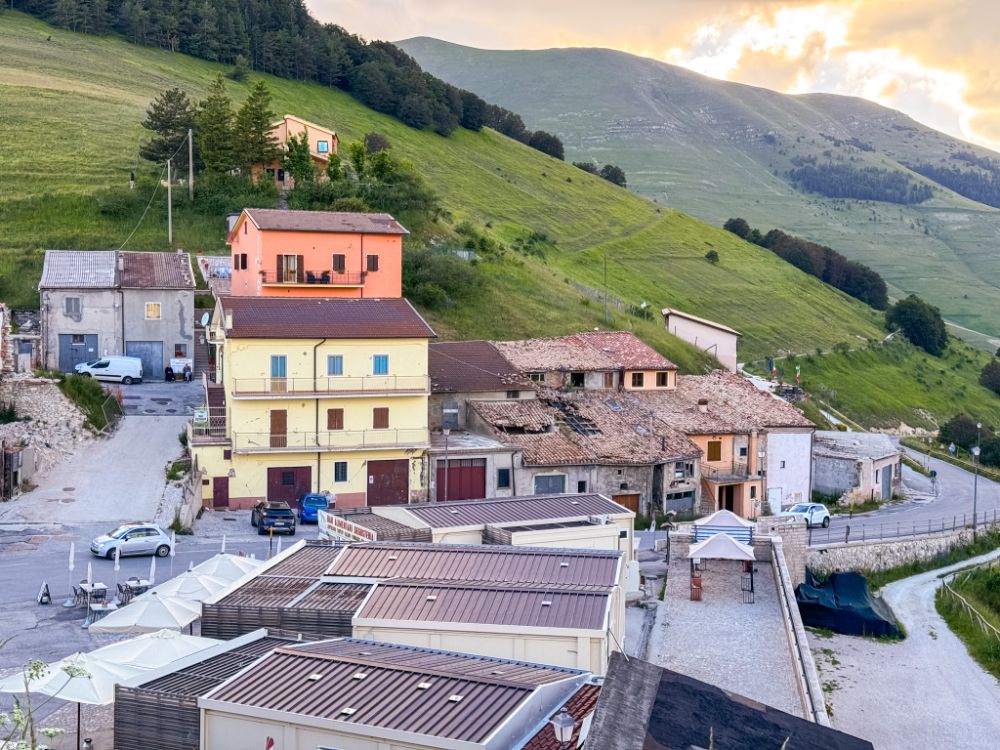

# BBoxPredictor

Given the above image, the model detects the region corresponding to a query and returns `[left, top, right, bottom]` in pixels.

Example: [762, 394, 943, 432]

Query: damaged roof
[120, 251, 195, 289]
[493, 331, 676, 373]
[429, 340, 533, 393]
[39, 250, 117, 289]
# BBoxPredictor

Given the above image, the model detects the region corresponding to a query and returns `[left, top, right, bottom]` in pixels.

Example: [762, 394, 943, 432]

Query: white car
[74, 355, 144, 384]
[90, 523, 173, 559]
[778, 502, 831, 528]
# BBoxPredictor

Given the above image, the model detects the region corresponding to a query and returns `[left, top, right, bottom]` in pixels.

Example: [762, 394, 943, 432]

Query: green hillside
[398, 37, 1000, 350]
[3, 12, 1000, 429]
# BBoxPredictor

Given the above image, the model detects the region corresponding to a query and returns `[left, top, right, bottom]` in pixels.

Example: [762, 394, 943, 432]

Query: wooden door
[269, 410, 287, 448]
[266, 467, 312, 503]
[212, 477, 229, 508]
[612, 493, 640, 512]
[367, 459, 409, 506]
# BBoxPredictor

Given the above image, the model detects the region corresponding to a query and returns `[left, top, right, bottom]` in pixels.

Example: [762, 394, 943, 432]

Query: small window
[707, 440, 722, 462]
[366, 254, 379, 273]
[603, 372, 614, 389]
[281, 471, 295, 486]
[373, 407, 389, 429]
[631, 372, 644, 388]
[529, 372, 545, 383]
[243, 222, 248, 234]
[739, 447, 748, 457]
[334, 461, 348, 482]
[577, 480, 587, 493]
[750, 485, 757, 499]
[277, 168, 285, 182]
[145, 302, 161, 320]
[64, 297, 81, 316]
[656, 371, 670, 387]
[506, 390, 519, 399]
[71, 333, 86, 346]
[570, 372, 585, 388]
[373, 355, 389, 375]
[240, 253, 248, 270]
[780, 460, 786, 469]
[317, 140, 329, 153]
[332, 254, 346, 274]
[497, 468, 511, 489]
[174, 344, 188, 358]
[327, 408, 344, 430]
[327, 355, 343, 376]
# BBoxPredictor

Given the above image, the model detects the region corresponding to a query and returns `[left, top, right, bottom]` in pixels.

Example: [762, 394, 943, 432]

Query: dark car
[250, 501, 296, 535]
[297, 493, 331, 524]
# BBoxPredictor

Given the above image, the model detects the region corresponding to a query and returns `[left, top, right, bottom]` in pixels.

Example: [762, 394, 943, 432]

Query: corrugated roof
[294, 582, 371, 610]
[218, 576, 316, 607]
[356, 581, 611, 630]
[221, 296, 436, 339]
[524, 683, 603, 750]
[265, 541, 346, 578]
[429, 340, 533, 393]
[39, 250, 117, 289]
[402, 493, 632, 528]
[138, 636, 289, 697]
[120, 251, 194, 289]
[205, 638, 580, 743]
[243, 208, 408, 235]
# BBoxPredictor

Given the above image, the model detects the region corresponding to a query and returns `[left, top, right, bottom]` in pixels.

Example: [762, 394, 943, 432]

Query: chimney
[697, 398, 708, 414]
[116, 253, 124, 272]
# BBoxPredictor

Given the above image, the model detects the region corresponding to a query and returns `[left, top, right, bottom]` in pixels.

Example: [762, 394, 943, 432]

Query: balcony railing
[260, 270, 366, 286]
[189, 406, 229, 445]
[232, 375, 429, 397]
[701, 461, 751, 482]
[233, 428, 428, 453]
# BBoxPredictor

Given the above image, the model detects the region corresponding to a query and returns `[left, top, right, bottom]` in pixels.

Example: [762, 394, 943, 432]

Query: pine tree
[196, 74, 236, 173]
[234, 81, 280, 173]
[140, 87, 195, 169]
[283, 132, 314, 185]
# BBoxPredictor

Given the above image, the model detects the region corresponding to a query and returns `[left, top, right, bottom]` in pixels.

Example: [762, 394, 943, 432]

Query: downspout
[313, 337, 328, 492]
[359, 234, 365, 298]
[119, 291, 125, 357]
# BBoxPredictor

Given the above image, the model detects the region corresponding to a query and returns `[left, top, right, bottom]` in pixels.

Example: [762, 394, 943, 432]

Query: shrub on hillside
[527, 131, 565, 160]
[723, 217, 751, 239]
[980, 360, 1000, 396]
[886, 295, 948, 356]
[705, 250, 720, 264]
[402, 248, 483, 309]
[938, 414, 992, 450]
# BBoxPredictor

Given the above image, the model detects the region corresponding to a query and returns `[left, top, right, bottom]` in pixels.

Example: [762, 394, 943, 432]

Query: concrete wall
[513, 463, 654, 512]
[121, 288, 194, 370]
[811, 455, 857, 497]
[664, 315, 738, 371]
[429, 390, 535, 431]
[766, 428, 813, 511]
[428, 450, 515, 500]
[41, 288, 121, 368]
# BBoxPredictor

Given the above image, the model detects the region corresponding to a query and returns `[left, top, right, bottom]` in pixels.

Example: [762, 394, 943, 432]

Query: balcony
[260, 270, 366, 287]
[189, 406, 229, 446]
[701, 461, 751, 483]
[231, 375, 430, 399]
[232, 428, 428, 454]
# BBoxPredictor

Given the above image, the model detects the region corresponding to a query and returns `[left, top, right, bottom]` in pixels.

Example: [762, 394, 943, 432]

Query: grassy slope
[398, 37, 1000, 345]
[2, 12, 1000, 427]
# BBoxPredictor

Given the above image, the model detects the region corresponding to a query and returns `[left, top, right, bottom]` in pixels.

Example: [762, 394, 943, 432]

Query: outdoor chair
[90, 587, 107, 603]
[320, 271, 331, 283]
[72, 585, 85, 607]
[306, 271, 317, 284]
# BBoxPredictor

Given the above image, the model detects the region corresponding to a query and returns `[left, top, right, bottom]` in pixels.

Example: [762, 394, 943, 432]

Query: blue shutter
[327, 355, 343, 376]
[270, 355, 287, 378]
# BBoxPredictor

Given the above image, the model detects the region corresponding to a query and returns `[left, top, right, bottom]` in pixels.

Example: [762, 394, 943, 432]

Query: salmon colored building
[253, 114, 339, 189]
[227, 208, 408, 299]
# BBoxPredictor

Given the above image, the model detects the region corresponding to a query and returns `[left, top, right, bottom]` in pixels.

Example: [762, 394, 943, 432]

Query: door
[266, 467, 312, 503]
[270, 355, 287, 393]
[533, 474, 566, 495]
[767, 487, 783, 514]
[58, 334, 97, 372]
[435, 458, 486, 501]
[269, 410, 287, 448]
[367, 459, 409, 506]
[213, 477, 229, 508]
[125, 341, 163, 378]
[881, 465, 892, 499]
[718, 485, 736, 511]
[613, 493, 641, 513]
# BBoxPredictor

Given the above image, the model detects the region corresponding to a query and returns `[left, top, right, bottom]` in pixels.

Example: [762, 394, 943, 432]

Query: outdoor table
[80, 583, 108, 595]
[126, 579, 151, 594]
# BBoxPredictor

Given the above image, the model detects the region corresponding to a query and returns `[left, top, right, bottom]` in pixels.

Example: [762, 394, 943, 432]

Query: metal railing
[809, 509, 1000, 545]
[700, 461, 750, 482]
[259, 270, 366, 286]
[232, 428, 427, 453]
[190, 406, 228, 442]
[232, 375, 429, 397]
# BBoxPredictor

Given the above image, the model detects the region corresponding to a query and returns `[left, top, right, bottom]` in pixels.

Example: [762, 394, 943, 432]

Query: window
[506, 390, 519, 399]
[334, 461, 348, 482]
[373, 407, 389, 429]
[707, 440, 722, 462]
[317, 140, 329, 153]
[235, 253, 248, 270]
[64, 297, 81, 316]
[750, 485, 757, 499]
[327, 355, 344, 376]
[278, 254, 300, 283]
[577, 480, 588, 493]
[244, 221, 248, 234]
[780, 460, 786, 469]
[674, 462, 694, 480]
[327, 408, 344, 430]
[603, 372, 615, 389]
[373, 355, 389, 375]
[174, 344, 188, 358]
[656, 371, 670, 387]
[570, 372, 585, 388]
[739, 447, 748, 457]
[631, 372, 644, 388]
[71, 333, 86, 346]
[497, 468, 511, 489]
[277, 168, 286, 182]
[366, 254, 379, 273]
[534, 474, 566, 495]
[332, 254, 346, 274]
[281, 471, 295, 486]
[145, 302, 161, 320]
[529, 372, 545, 383]
[270, 355, 287, 378]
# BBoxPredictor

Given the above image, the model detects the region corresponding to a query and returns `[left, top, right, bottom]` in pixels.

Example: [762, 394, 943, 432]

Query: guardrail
[232, 375, 429, 397]
[260, 270, 366, 286]
[233, 428, 427, 453]
[809, 509, 1000, 545]
[700, 461, 750, 482]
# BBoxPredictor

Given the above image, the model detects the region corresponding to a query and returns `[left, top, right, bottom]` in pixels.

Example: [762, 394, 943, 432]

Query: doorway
[367, 459, 409, 506]
[212, 477, 229, 508]
[718, 484, 736, 512]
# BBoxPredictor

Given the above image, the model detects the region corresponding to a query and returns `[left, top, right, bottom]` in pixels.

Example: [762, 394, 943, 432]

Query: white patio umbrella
[169, 530, 177, 576]
[63, 542, 77, 607]
[113, 545, 121, 590]
[89, 629, 218, 669]
[191, 553, 263, 582]
[148, 570, 229, 602]
[148, 555, 157, 586]
[88, 591, 201, 634]
[86, 561, 93, 586]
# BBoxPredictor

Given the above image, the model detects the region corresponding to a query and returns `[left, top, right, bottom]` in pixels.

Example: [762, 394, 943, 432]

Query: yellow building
[191, 295, 435, 509]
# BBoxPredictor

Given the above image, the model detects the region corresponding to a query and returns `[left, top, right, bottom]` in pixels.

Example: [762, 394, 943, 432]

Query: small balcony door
[270, 355, 287, 393]
[269, 409, 287, 448]
[278, 254, 303, 283]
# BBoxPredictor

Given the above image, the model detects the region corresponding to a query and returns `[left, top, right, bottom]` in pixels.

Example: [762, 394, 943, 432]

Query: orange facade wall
[623, 369, 676, 390]
[229, 220, 403, 299]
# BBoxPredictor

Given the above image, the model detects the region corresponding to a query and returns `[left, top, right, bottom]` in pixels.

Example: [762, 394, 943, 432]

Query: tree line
[905, 160, 1000, 209]
[722, 219, 888, 310]
[788, 161, 933, 204]
[14, 0, 564, 157]
[572, 161, 627, 187]
[939, 415, 1000, 468]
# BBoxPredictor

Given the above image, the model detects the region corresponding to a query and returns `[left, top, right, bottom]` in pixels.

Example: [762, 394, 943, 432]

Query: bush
[705, 250, 720, 264]
[403, 247, 483, 309]
[886, 295, 948, 356]
[59, 374, 119, 430]
[723, 217, 751, 239]
[981, 360, 1000, 396]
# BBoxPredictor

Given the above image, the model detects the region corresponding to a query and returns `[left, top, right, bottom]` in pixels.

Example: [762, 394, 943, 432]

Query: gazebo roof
[693, 509, 754, 528]
[688, 533, 756, 561]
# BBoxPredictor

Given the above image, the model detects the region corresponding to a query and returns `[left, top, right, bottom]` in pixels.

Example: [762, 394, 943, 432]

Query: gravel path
[811, 549, 1000, 749]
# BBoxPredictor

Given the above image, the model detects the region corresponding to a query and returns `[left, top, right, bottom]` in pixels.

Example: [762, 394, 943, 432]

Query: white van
[74, 356, 144, 384]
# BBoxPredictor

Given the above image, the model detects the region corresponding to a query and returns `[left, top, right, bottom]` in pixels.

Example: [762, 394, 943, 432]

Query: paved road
[809, 446, 1000, 545]
[120, 379, 203, 416]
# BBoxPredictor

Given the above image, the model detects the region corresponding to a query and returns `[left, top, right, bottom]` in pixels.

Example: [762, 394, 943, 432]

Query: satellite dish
[200, 312, 210, 327]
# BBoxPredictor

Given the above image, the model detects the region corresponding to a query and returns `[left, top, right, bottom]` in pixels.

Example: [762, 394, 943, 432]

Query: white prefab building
[662, 308, 741, 371]
[764, 427, 814, 511]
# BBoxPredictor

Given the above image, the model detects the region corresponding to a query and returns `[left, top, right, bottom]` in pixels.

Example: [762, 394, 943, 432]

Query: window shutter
[327, 408, 344, 430]
[373, 407, 389, 429]
[296, 255, 305, 283]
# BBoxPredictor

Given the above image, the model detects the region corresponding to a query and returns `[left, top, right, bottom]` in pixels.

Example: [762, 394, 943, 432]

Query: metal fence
[809, 509, 1000, 545]
[939, 560, 1000, 649]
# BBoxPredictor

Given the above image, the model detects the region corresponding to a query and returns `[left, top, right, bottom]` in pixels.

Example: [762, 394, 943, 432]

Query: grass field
[3, 12, 1000, 428]
[936, 563, 1000, 679]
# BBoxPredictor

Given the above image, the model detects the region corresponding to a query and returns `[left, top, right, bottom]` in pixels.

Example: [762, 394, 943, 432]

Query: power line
[118, 137, 189, 250]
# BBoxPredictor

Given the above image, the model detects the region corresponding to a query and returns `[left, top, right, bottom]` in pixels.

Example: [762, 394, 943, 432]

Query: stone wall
[0, 376, 89, 475]
[757, 516, 809, 585]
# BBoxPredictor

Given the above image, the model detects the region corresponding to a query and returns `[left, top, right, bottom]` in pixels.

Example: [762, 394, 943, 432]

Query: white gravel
[811, 549, 1000, 750]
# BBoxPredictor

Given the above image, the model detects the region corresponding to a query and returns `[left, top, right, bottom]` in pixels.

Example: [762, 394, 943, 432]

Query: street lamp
[442, 428, 450, 502]
[549, 707, 576, 750]
[757, 446, 767, 518]
[973, 421, 982, 538]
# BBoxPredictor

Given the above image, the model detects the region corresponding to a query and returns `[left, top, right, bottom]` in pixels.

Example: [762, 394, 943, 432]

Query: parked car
[297, 493, 331, 524]
[778, 502, 831, 528]
[74, 355, 144, 384]
[90, 523, 172, 558]
[250, 501, 296, 535]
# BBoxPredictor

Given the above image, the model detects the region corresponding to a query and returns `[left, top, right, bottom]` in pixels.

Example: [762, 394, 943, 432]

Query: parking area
[120, 379, 203, 416]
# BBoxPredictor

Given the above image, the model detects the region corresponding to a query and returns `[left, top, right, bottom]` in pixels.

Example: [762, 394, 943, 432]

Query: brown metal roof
[244, 208, 408, 235]
[356, 581, 611, 630]
[119, 251, 195, 289]
[139, 636, 289, 697]
[218, 576, 315, 607]
[327, 510, 430, 541]
[325, 542, 621, 589]
[401, 493, 632, 528]
[265, 541, 346, 578]
[429, 341, 532, 393]
[293, 582, 371, 610]
[221, 296, 436, 339]
[205, 638, 580, 743]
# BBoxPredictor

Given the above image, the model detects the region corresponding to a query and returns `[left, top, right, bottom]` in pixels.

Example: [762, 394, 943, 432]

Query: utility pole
[603, 252, 609, 323]
[188, 128, 194, 201]
[166, 158, 173, 246]
[973, 422, 982, 539]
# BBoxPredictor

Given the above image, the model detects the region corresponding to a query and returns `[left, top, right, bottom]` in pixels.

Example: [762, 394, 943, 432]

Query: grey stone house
[40, 250, 195, 375]
[812, 431, 902, 504]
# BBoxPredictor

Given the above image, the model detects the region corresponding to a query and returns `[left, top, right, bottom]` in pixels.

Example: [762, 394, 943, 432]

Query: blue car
[297, 493, 331, 523]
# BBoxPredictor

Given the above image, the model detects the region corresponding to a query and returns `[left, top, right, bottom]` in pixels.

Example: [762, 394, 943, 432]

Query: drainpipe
[119, 290, 125, 357]
[313, 337, 328, 492]
[359, 235, 365, 298]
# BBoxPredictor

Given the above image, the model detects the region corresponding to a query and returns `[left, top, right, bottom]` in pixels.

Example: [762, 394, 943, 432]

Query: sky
[307, 1, 1000, 151]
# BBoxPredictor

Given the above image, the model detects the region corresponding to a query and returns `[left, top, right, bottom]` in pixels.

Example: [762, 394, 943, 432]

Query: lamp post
[442, 428, 450, 502]
[972, 422, 982, 538]
[549, 707, 576, 750]
[757, 445, 767, 519]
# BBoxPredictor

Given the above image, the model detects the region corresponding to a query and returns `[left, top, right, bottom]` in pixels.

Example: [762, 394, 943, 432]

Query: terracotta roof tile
[575, 330, 677, 370]
[243, 208, 408, 235]
[524, 683, 602, 750]
[429, 341, 533, 393]
[221, 297, 435, 339]
[120, 251, 195, 289]
[493, 331, 676, 372]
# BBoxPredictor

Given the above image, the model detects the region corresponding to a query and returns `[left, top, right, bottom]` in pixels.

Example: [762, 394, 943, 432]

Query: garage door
[613, 493, 641, 512]
[435, 458, 486, 501]
[125, 340, 163, 379]
[266, 466, 312, 504]
[58, 334, 98, 372]
[367, 459, 409, 506]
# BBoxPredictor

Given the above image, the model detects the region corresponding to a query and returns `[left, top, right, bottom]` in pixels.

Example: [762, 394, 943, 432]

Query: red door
[367, 459, 409, 506]
[212, 477, 229, 508]
[435, 458, 486, 501]
[266, 466, 312, 504]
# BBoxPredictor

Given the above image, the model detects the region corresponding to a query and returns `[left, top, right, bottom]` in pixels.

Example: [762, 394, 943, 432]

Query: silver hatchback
[90, 523, 173, 559]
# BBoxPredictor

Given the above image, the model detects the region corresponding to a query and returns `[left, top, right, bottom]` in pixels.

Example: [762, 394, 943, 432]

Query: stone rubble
[0, 375, 91, 476]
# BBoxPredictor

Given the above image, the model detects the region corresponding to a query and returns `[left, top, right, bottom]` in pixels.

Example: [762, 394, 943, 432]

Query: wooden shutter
[296, 255, 305, 283]
[269, 410, 287, 448]
[373, 407, 389, 429]
[327, 408, 344, 430]
[707, 440, 722, 462]
[332, 254, 345, 273]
